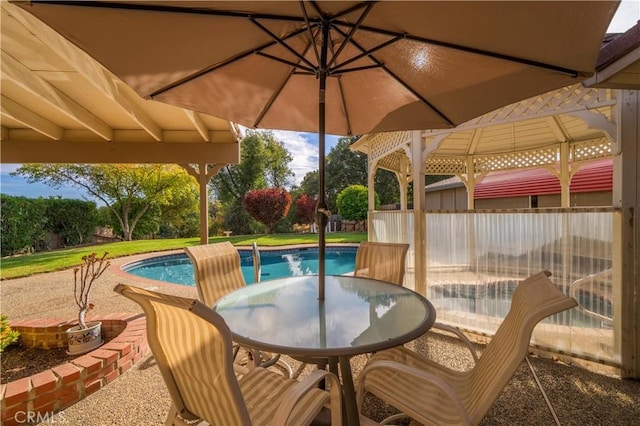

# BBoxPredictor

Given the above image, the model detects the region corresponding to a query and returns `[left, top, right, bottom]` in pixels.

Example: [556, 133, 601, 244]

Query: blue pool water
[121, 246, 357, 286]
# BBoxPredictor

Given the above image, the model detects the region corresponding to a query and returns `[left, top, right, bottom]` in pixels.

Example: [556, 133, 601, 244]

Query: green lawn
[0, 232, 367, 280]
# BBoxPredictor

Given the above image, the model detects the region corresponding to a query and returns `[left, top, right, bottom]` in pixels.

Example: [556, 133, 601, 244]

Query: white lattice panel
[571, 138, 612, 161]
[369, 131, 411, 160]
[474, 147, 558, 173]
[425, 156, 466, 175]
[377, 152, 403, 172]
[463, 85, 613, 128]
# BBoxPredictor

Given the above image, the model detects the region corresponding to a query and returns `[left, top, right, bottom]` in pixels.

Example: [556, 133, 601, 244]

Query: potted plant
[66, 252, 110, 355]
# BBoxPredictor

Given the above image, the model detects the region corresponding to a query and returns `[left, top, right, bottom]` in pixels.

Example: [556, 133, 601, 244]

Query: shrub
[0, 195, 47, 256]
[0, 314, 20, 352]
[336, 185, 379, 222]
[243, 188, 292, 233]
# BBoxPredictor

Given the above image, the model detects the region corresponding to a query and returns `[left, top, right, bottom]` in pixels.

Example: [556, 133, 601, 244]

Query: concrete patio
[1, 251, 638, 425]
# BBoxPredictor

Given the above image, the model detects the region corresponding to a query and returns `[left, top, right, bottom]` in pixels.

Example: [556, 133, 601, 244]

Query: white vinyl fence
[370, 208, 619, 367]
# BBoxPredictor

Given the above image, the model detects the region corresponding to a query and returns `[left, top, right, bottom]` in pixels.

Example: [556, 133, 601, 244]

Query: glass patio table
[214, 274, 436, 426]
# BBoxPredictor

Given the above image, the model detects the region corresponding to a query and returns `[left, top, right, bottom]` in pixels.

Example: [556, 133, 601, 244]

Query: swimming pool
[121, 246, 357, 286]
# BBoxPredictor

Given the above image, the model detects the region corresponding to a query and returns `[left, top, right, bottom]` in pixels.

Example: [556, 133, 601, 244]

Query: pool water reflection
[122, 246, 357, 286]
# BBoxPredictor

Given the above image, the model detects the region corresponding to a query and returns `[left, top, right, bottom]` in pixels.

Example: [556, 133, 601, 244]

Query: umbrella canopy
[14, 0, 618, 298]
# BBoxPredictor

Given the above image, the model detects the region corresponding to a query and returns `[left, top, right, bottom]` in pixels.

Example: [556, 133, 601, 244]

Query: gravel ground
[2, 250, 638, 425]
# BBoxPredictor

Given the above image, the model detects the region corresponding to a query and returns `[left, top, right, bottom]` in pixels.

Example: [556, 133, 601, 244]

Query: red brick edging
[1, 314, 148, 426]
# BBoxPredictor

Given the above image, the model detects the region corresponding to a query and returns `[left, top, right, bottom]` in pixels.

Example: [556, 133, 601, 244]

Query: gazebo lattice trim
[362, 84, 616, 178]
[369, 131, 411, 161]
[420, 138, 614, 175]
[473, 147, 559, 173]
[423, 85, 614, 135]
[377, 152, 407, 173]
[424, 157, 467, 175]
[572, 137, 613, 161]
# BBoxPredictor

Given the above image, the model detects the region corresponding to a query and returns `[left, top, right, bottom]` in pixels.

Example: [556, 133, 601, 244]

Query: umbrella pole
[317, 21, 330, 301]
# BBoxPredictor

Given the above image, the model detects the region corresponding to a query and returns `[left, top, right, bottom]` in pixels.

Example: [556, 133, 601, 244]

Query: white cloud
[608, 0, 639, 33]
[271, 130, 319, 186]
[239, 127, 343, 186]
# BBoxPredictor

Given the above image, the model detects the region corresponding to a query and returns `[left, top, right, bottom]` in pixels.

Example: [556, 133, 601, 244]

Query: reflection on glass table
[215, 275, 436, 426]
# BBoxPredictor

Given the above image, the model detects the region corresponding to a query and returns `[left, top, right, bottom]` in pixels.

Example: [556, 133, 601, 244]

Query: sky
[1, 1, 638, 201]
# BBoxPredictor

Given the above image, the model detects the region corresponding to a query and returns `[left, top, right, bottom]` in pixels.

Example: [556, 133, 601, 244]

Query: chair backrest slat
[354, 241, 410, 286]
[467, 271, 578, 422]
[185, 242, 246, 307]
[114, 284, 251, 425]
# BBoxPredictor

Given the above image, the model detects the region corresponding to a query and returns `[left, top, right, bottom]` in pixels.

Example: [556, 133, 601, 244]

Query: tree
[264, 136, 294, 188]
[12, 164, 196, 241]
[324, 137, 400, 211]
[44, 198, 98, 246]
[109, 199, 162, 239]
[210, 130, 294, 234]
[211, 132, 267, 204]
[298, 170, 319, 198]
[325, 137, 367, 212]
[155, 173, 199, 238]
[0, 195, 47, 256]
[211, 131, 294, 203]
[373, 169, 401, 206]
[295, 194, 317, 224]
[336, 184, 379, 223]
[242, 188, 292, 233]
[224, 203, 262, 235]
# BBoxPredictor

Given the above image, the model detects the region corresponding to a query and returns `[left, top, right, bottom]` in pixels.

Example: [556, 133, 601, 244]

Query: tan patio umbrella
[14, 0, 618, 299]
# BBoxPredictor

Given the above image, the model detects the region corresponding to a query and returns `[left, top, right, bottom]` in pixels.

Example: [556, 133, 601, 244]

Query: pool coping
[114, 243, 361, 289]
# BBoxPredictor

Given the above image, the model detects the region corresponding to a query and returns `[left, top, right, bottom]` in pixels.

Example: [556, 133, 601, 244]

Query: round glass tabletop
[214, 275, 435, 357]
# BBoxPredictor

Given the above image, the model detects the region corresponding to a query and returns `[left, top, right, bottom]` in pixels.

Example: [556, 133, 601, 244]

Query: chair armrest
[273, 369, 342, 425]
[431, 322, 479, 363]
[356, 359, 472, 426]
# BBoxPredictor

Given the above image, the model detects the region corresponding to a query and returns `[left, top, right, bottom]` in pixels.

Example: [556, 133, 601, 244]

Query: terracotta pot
[66, 321, 103, 355]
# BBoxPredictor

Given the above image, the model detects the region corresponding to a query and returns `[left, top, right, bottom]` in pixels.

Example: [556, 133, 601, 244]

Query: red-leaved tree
[242, 188, 292, 233]
[296, 194, 317, 224]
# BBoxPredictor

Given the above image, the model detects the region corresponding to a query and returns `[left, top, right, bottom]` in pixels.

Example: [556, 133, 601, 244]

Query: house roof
[424, 158, 613, 199]
[474, 158, 613, 199]
[584, 21, 640, 89]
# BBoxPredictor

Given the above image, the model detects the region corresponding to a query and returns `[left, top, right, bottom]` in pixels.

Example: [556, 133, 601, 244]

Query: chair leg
[526, 356, 560, 426]
[165, 405, 189, 426]
[165, 405, 202, 426]
[165, 405, 179, 426]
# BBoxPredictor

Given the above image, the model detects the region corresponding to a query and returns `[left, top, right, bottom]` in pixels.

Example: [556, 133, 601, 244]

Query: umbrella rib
[255, 52, 316, 74]
[253, 32, 320, 129]
[332, 64, 384, 75]
[329, 39, 353, 136]
[35, 0, 314, 23]
[299, 0, 320, 66]
[35, 1, 578, 76]
[308, 0, 325, 17]
[149, 27, 310, 98]
[250, 18, 317, 70]
[382, 67, 454, 127]
[327, 2, 376, 69]
[330, 1, 377, 21]
[253, 69, 296, 129]
[336, 75, 353, 136]
[330, 35, 402, 73]
[344, 22, 580, 77]
[333, 27, 455, 127]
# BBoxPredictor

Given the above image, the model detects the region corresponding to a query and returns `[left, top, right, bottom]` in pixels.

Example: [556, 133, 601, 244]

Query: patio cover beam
[0, 140, 240, 164]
